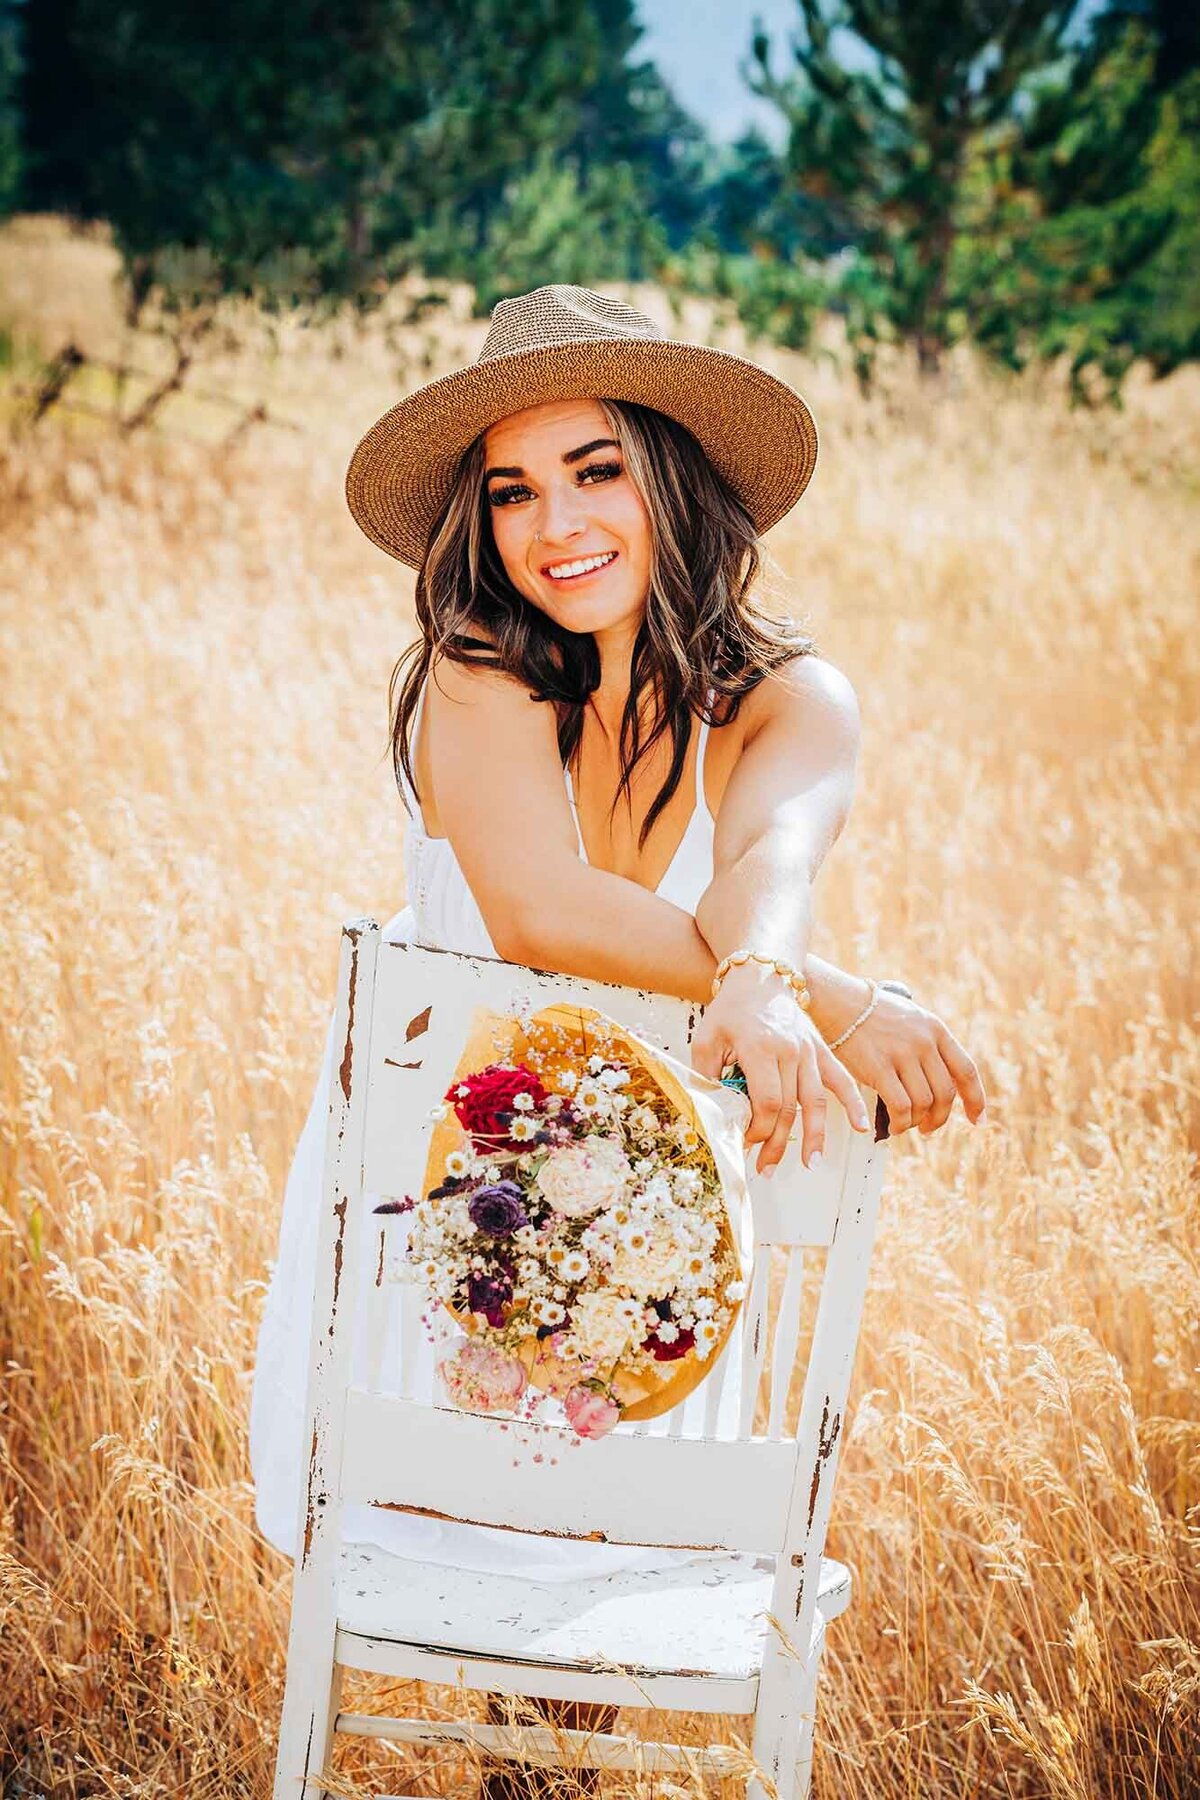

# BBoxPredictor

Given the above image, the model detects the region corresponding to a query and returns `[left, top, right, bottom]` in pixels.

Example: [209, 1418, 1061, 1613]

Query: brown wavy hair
[388, 398, 817, 850]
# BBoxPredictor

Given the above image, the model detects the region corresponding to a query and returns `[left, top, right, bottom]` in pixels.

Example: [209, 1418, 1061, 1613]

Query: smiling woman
[253, 284, 986, 1800]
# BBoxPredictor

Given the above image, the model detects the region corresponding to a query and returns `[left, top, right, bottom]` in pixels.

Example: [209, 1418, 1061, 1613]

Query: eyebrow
[484, 438, 621, 482]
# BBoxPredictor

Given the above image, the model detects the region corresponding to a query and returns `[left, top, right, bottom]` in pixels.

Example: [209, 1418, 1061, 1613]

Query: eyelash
[488, 459, 624, 508]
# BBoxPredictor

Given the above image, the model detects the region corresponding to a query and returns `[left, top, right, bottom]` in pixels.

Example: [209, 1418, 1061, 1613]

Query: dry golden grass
[1, 217, 1197, 1798]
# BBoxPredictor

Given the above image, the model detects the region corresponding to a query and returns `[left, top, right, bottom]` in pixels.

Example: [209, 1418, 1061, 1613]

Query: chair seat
[336, 1540, 850, 1697]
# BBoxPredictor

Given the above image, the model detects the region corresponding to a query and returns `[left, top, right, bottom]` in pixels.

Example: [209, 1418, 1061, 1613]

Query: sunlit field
[1, 216, 1197, 1798]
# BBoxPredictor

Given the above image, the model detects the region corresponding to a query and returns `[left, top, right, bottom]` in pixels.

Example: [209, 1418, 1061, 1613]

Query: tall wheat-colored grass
[1, 219, 1197, 1797]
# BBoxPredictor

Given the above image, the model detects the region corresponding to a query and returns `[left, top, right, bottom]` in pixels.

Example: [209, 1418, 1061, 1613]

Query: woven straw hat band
[344, 284, 818, 568]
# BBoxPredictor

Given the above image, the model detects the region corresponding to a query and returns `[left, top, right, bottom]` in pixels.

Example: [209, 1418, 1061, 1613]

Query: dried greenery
[0, 221, 1197, 1797]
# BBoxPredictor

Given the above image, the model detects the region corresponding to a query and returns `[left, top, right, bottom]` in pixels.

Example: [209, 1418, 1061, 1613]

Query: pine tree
[749, 0, 1083, 382]
[959, 2, 1200, 399]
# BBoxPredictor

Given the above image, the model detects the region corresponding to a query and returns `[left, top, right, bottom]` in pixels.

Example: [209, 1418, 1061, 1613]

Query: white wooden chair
[271, 918, 891, 1800]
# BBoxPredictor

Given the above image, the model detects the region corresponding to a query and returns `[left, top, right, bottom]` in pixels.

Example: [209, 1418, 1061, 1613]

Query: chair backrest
[296, 920, 889, 1653]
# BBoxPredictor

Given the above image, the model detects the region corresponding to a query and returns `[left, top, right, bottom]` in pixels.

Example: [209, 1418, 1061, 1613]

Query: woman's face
[482, 399, 652, 638]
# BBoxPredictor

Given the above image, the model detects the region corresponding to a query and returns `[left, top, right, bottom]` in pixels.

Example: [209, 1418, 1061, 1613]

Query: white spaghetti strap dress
[249, 682, 740, 1580]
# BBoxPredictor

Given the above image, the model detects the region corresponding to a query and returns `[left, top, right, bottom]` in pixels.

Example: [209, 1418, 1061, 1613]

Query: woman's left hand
[828, 983, 988, 1137]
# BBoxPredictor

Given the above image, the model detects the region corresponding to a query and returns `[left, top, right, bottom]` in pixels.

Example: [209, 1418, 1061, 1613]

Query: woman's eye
[488, 462, 621, 507]
[488, 482, 535, 507]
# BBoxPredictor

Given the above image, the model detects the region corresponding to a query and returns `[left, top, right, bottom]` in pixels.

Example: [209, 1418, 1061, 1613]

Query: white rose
[610, 1235, 686, 1300]
[534, 1136, 633, 1219]
[569, 1290, 643, 1360]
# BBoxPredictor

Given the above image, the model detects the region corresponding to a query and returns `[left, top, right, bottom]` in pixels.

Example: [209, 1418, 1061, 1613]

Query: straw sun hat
[344, 284, 818, 568]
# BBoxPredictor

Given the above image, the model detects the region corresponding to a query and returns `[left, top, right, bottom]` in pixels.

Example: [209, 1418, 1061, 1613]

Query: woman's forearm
[508, 843, 872, 1037]
[506, 861, 719, 1004]
[693, 828, 874, 1041]
[694, 826, 813, 977]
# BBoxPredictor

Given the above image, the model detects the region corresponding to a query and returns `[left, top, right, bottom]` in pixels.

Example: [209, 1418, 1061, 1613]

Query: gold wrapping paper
[421, 1001, 753, 1422]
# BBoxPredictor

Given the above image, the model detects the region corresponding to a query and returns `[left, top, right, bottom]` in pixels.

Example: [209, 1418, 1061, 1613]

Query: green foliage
[7, 0, 1197, 394]
[19, 0, 632, 318]
[747, 0, 1084, 384]
[958, 11, 1200, 399]
[744, 1, 1199, 396]
[419, 152, 669, 317]
[0, 0, 21, 216]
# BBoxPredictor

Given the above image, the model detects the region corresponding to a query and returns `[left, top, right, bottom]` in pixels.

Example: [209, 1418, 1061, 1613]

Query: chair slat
[767, 1249, 807, 1440]
[341, 1388, 793, 1552]
[738, 1249, 772, 1435]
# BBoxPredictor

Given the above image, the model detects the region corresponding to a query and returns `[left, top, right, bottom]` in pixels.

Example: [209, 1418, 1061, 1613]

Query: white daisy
[509, 1116, 537, 1142]
[560, 1250, 590, 1282]
[445, 1149, 471, 1178]
[694, 1319, 720, 1358]
[512, 1092, 535, 1111]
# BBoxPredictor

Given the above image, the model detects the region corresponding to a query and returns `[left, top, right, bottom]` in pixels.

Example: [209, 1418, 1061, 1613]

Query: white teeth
[546, 551, 617, 580]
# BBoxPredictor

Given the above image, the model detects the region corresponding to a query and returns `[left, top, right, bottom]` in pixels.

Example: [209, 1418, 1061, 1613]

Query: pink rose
[438, 1340, 527, 1414]
[563, 1384, 621, 1440]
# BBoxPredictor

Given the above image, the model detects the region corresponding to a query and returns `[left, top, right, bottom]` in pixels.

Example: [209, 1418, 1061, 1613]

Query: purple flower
[466, 1269, 513, 1327]
[468, 1180, 528, 1238]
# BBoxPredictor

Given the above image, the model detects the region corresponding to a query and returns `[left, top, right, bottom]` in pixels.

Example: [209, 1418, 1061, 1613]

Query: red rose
[447, 1062, 549, 1149]
[646, 1327, 695, 1362]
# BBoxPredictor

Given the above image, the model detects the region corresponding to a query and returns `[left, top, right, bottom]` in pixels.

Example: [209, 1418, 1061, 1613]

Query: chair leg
[481, 1695, 618, 1800]
[792, 1622, 829, 1800]
[273, 1658, 343, 1800]
[750, 1637, 822, 1800]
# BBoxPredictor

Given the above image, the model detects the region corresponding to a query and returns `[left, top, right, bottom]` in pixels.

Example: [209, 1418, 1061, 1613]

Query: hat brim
[345, 337, 818, 568]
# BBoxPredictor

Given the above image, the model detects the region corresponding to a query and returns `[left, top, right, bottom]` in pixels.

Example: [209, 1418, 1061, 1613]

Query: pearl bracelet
[826, 979, 880, 1051]
[711, 948, 812, 1011]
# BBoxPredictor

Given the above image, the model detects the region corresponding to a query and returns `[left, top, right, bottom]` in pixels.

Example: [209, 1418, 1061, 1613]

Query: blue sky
[635, 0, 798, 144]
[635, 0, 1108, 143]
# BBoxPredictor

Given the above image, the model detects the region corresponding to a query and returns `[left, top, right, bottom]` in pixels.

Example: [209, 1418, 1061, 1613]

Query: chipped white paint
[341, 1391, 795, 1550]
[271, 928, 890, 1800]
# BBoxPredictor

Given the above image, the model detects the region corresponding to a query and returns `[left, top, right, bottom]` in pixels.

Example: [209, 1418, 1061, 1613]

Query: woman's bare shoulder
[737, 651, 861, 742]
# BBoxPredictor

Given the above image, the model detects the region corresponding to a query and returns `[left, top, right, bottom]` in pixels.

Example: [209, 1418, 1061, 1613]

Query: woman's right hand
[689, 962, 873, 1177]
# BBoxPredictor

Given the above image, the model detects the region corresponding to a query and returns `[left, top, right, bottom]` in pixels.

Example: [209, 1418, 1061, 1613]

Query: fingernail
[761, 1163, 776, 1180]
[856, 1113, 870, 1131]
[806, 1150, 823, 1170]
[976, 1108, 989, 1127]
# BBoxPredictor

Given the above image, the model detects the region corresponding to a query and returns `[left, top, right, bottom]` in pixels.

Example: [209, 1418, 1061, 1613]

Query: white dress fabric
[250, 683, 740, 1581]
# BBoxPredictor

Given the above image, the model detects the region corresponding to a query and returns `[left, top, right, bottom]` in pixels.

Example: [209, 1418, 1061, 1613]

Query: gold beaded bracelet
[711, 947, 812, 1011]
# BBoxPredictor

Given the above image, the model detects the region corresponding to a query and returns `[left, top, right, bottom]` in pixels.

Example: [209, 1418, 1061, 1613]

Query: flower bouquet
[386, 1001, 751, 1440]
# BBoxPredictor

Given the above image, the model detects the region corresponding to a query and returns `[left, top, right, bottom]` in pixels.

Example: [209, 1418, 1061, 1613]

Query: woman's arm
[688, 655, 869, 1169]
[693, 654, 861, 973]
[425, 650, 863, 1015]
[423, 651, 983, 1168]
[423, 652, 716, 1001]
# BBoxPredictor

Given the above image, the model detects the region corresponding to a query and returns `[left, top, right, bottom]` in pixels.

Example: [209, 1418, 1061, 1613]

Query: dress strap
[694, 691, 714, 817]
